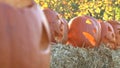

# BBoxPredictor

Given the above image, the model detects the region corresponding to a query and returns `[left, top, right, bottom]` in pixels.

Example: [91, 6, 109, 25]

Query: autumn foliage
[35, 0, 120, 21]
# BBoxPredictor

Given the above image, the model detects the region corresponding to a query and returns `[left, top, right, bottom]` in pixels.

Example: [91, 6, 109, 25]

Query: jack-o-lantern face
[86, 16, 101, 45]
[43, 8, 68, 44]
[108, 20, 120, 49]
[100, 21, 116, 49]
[0, 1, 50, 68]
[68, 15, 101, 48]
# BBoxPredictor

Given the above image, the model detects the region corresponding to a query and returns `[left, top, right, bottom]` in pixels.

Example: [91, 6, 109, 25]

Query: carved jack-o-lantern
[43, 8, 68, 44]
[60, 18, 68, 44]
[86, 16, 101, 45]
[0, 1, 51, 68]
[100, 21, 116, 49]
[68, 15, 101, 48]
[108, 20, 120, 49]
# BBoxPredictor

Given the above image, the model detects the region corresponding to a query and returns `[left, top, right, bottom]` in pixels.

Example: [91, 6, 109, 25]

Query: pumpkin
[60, 18, 68, 44]
[43, 8, 68, 44]
[100, 21, 116, 49]
[67, 15, 101, 48]
[0, 0, 33, 8]
[108, 20, 120, 49]
[86, 16, 101, 45]
[0, 1, 51, 68]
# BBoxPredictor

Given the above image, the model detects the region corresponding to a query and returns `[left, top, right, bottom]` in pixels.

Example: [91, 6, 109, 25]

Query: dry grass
[50, 43, 120, 68]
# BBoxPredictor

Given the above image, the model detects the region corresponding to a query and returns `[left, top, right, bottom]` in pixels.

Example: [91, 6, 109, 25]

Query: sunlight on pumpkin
[86, 19, 92, 24]
[83, 32, 96, 46]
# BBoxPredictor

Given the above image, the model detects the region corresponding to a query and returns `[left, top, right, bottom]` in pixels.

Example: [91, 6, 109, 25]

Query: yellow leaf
[103, 13, 108, 20]
[95, 8, 100, 13]
[42, 3, 48, 8]
[109, 6, 112, 11]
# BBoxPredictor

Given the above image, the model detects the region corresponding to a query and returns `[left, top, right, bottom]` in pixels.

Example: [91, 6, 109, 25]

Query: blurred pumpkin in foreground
[0, 0, 33, 8]
[0, 0, 51, 68]
[67, 15, 101, 48]
[108, 20, 120, 49]
[43, 8, 68, 44]
[100, 21, 116, 49]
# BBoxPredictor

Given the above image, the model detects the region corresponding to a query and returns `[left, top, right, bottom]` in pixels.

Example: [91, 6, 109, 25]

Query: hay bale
[112, 49, 120, 68]
[51, 43, 120, 68]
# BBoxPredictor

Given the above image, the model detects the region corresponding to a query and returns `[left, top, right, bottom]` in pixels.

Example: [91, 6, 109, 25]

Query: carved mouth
[83, 32, 96, 46]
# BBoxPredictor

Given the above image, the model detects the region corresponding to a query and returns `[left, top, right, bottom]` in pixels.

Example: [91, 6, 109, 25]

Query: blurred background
[35, 0, 120, 21]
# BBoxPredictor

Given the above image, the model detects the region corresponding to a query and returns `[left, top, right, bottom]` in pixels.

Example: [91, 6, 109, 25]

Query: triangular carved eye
[117, 28, 120, 35]
[83, 32, 96, 46]
[118, 31, 120, 35]
[86, 19, 92, 24]
[108, 26, 112, 32]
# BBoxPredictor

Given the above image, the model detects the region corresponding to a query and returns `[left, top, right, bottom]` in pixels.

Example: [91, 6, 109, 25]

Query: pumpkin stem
[113, 9, 116, 20]
[88, 10, 92, 17]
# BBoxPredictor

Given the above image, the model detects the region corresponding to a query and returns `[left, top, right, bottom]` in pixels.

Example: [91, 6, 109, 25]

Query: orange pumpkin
[60, 18, 68, 44]
[0, 1, 50, 68]
[43, 8, 68, 44]
[100, 21, 116, 49]
[67, 15, 101, 48]
[86, 16, 101, 45]
[108, 20, 120, 49]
